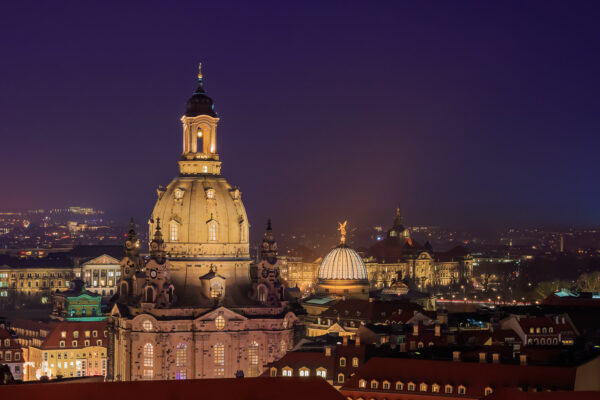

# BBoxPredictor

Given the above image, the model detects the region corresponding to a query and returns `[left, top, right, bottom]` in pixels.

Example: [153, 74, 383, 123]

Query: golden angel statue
[338, 220, 348, 244]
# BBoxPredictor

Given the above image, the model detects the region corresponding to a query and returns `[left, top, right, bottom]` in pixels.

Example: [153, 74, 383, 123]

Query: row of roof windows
[272, 366, 328, 378]
[356, 380, 477, 395]
[529, 327, 555, 334]
[59, 339, 103, 348]
[60, 330, 103, 338]
[0, 350, 21, 362]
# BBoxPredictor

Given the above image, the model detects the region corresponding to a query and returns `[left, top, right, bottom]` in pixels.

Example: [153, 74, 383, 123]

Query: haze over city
[2, 1, 599, 235]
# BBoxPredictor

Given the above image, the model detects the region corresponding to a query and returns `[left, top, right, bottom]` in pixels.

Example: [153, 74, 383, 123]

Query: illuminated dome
[315, 222, 370, 299]
[318, 245, 368, 280]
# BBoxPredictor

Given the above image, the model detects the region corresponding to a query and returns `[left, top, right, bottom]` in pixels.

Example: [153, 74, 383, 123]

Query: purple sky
[1, 1, 599, 236]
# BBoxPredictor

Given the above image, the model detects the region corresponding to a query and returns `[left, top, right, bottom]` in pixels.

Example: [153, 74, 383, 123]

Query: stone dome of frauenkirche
[318, 245, 368, 280]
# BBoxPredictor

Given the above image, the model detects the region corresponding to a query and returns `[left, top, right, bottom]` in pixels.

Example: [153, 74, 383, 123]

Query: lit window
[215, 315, 225, 330]
[143, 369, 153, 380]
[432, 384, 440, 393]
[485, 387, 493, 396]
[208, 221, 218, 241]
[144, 343, 153, 367]
[143, 320, 153, 331]
[206, 189, 215, 199]
[210, 283, 223, 299]
[420, 383, 428, 392]
[73, 331, 79, 339]
[61, 331, 67, 338]
[299, 367, 310, 377]
[176, 369, 187, 380]
[352, 357, 359, 367]
[170, 221, 178, 242]
[316, 368, 327, 378]
[176, 343, 187, 367]
[340, 357, 346, 367]
[214, 343, 224, 368]
[282, 367, 293, 377]
[359, 379, 366, 388]
[248, 341, 259, 377]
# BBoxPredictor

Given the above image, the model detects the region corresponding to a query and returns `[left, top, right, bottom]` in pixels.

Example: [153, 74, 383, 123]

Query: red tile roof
[0, 326, 22, 351]
[342, 357, 578, 396]
[37, 321, 107, 350]
[0, 376, 346, 400]
[320, 299, 425, 324]
[262, 351, 335, 377]
[488, 389, 600, 400]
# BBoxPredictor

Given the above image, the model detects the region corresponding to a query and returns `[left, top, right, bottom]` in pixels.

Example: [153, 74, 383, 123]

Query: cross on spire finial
[198, 62, 203, 79]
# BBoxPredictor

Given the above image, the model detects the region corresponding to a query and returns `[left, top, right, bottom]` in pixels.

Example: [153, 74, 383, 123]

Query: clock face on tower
[150, 270, 157, 279]
[125, 241, 133, 249]
[151, 242, 158, 250]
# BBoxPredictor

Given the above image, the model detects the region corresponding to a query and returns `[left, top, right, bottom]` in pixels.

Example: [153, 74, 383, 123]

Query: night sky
[1, 1, 599, 236]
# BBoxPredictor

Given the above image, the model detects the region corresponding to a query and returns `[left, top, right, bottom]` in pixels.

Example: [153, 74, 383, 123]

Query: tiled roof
[0, 326, 22, 351]
[488, 389, 600, 400]
[39, 321, 107, 349]
[0, 376, 346, 400]
[342, 357, 578, 396]
[320, 299, 425, 323]
[263, 351, 335, 376]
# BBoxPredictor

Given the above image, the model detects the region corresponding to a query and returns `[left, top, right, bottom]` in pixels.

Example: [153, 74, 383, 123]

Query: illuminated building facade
[0, 265, 75, 309]
[81, 254, 121, 298]
[108, 65, 297, 381]
[11, 319, 107, 380]
[0, 325, 24, 381]
[282, 210, 473, 292]
[51, 279, 105, 322]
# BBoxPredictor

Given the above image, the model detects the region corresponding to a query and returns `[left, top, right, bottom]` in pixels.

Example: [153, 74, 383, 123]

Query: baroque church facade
[107, 65, 297, 381]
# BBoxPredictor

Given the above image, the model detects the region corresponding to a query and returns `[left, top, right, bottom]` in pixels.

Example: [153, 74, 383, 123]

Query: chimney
[520, 354, 527, 366]
[343, 336, 348, 346]
[355, 336, 361, 346]
[492, 353, 500, 364]
[434, 324, 441, 337]
[453, 351, 461, 362]
[479, 352, 486, 363]
[413, 323, 419, 336]
[325, 346, 332, 357]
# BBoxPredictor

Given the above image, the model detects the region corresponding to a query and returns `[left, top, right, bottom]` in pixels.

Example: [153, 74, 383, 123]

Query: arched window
[370, 380, 378, 389]
[432, 384, 440, 393]
[352, 357, 359, 367]
[408, 382, 415, 391]
[316, 368, 327, 378]
[420, 383, 428, 392]
[458, 385, 467, 394]
[270, 367, 277, 377]
[382, 381, 390, 390]
[395, 381, 404, 391]
[542, 327, 547, 333]
[248, 341, 259, 377]
[258, 286, 267, 303]
[214, 343, 225, 376]
[145, 287, 154, 303]
[485, 387, 493, 396]
[540, 338, 546, 345]
[337, 373, 345, 383]
[280, 339, 287, 354]
[549, 327, 554, 333]
[215, 315, 225, 330]
[359, 379, 367, 388]
[445, 385, 453, 393]
[143, 343, 153, 367]
[299, 367, 310, 377]
[282, 367, 293, 376]
[339, 357, 346, 367]
[208, 221, 218, 241]
[176, 343, 187, 367]
[170, 221, 178, 242]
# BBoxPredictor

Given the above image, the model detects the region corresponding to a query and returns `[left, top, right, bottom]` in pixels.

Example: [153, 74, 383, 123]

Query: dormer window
[370, 380, 378, 389]
[316, 368, 327, 378]
[359, 379, 366, 388]
[485, 387, 493, 396]
[206, 188, 215, 199]
[299, 367, 310, 377]
[174, 188, 185, 200]
[395, 381, 404, 390]
[445, 385, 453, 393]
[282, 367, 293, 377]
[458, 385, 467, 394]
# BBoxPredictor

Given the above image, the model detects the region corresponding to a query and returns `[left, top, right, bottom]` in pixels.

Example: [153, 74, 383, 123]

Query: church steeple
[150, 218, 167, 263]
[180, 62, 222, 176]
[261, 219, 278, 262]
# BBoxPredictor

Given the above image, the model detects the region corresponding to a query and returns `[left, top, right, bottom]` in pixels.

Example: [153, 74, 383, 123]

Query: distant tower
[559, 234, 564, 253]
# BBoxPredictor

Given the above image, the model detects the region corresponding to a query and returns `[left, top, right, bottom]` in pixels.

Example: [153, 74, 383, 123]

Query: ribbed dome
[318, 245, 368, 280]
